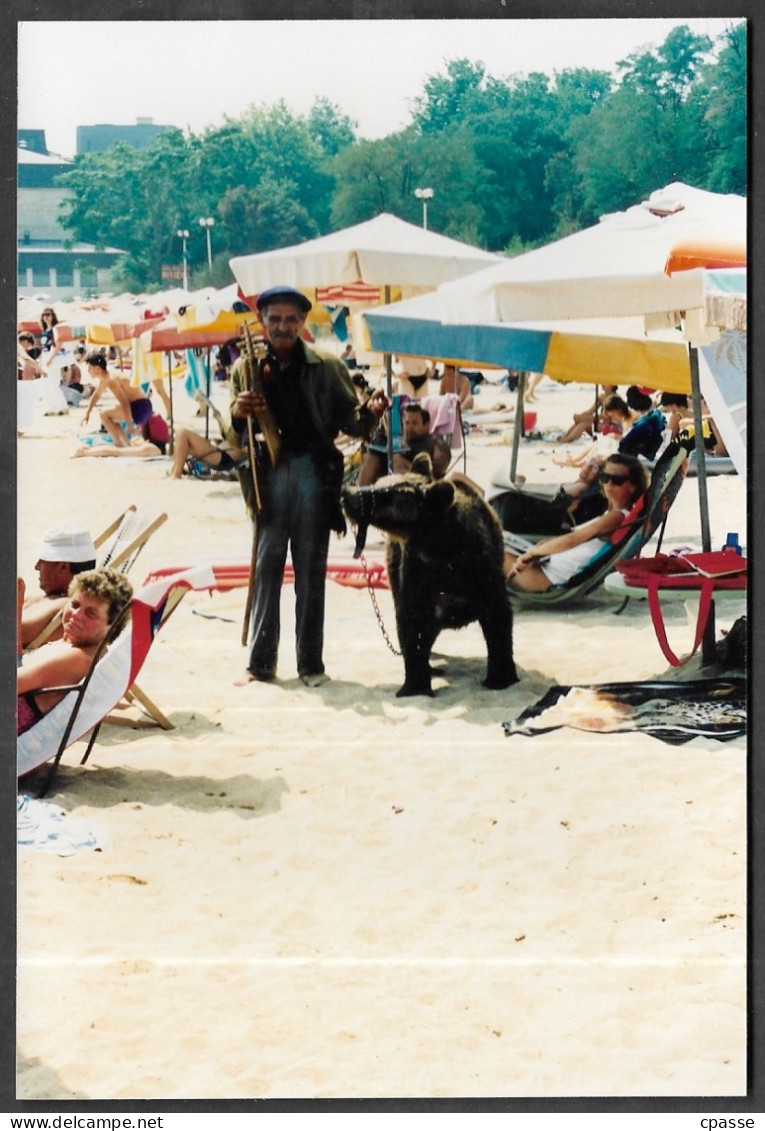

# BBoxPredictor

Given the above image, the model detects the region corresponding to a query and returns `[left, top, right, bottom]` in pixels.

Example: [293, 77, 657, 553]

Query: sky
[18, 17, 739, 159]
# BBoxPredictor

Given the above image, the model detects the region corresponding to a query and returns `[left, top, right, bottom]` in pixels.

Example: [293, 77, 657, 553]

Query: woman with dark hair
[39, 307, 59, 352]
[558, 384, 618, 443]
[618, 386, 666, 460]
[658, 392, 689, 442]
[503, 453, 648, 592]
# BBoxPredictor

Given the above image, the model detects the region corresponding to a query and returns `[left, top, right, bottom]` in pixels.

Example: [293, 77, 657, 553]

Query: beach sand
[16, 376, 747, 1101]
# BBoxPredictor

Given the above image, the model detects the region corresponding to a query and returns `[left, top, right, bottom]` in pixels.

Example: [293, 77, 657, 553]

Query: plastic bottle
[723, 532, 742, 555]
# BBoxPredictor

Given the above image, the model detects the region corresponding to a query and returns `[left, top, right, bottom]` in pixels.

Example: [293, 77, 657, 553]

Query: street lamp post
[199, 216, 215, 270]
[414, 187, 434, 230]
[177, 228, 190, 290]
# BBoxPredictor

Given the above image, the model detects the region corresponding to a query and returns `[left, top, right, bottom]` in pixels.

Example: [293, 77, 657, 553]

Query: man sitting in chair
[358, 402, 451, 485]
[20, 522, 97, 650]
[17, 567, 133, 735]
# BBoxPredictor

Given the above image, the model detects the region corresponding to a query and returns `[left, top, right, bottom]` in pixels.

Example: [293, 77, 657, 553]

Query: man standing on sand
[20, 522, 98, 649]
[228, 286, 388, 687]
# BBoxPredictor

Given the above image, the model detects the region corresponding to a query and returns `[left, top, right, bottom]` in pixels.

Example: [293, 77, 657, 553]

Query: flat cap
[255, 286, 312, 314]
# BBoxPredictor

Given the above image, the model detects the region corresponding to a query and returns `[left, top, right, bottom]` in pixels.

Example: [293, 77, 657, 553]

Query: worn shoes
[299, 672, 330, 688]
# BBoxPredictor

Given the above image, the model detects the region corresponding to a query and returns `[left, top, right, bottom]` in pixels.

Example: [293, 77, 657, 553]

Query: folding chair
[17, 566, 216, 795]
[506, 442, 689, 607]
[23, 506, 168, 652]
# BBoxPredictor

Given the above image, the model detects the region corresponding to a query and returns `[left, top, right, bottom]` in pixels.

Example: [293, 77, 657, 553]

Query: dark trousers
[247, 451, 330, 678]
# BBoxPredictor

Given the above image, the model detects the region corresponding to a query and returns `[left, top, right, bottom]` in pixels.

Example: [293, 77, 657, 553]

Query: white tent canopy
[438, 183, 746, 326]
[229, 212, 500, 295]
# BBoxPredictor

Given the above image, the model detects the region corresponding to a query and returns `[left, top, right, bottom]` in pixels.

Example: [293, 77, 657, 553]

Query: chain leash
[358, 548, 401, 656]
[348, 486, 401, 655]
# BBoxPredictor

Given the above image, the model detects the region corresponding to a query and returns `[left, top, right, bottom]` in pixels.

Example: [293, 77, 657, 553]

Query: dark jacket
[227, 340, 378, 522]
[226, 340, 376, 450]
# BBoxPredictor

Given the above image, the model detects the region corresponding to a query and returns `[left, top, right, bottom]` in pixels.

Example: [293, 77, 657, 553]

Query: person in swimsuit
[393, 355, 434, 399]
[82, 352, 154, 448]
[17, 567, 134, 736]
[438, 363, 474, 411]
[502, 453, 648, 592]
[168, 427, 248, 479]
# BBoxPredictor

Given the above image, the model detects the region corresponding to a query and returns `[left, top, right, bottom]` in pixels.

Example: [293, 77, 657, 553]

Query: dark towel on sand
[503, 677, 746, 745]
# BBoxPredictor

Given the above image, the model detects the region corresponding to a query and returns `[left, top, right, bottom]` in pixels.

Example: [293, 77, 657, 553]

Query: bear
[342, 454, 518, 697]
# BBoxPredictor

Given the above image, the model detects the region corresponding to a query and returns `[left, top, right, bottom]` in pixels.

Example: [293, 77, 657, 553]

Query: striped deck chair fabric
[18, 566, 215, 792]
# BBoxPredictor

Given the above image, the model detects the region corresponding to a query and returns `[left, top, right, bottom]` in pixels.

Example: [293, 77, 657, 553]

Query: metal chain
[358, 545, 401, 657]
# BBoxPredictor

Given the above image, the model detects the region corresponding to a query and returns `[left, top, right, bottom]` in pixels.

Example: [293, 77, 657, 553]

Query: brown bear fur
[342, 454, 518, 697]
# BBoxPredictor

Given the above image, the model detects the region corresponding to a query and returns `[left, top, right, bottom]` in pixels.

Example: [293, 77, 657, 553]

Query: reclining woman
[503, 453, 647, 592]
[169, 427, 248, 480]
[17, 567, 134, 735]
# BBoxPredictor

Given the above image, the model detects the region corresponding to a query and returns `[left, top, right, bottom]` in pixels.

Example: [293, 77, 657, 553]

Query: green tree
[693, 21, 747, 193]
[219, 173, 319, 256]
[307, 97, 357, 156]
[57, 129, 197, 286]
[412, 57, 512, 133]
[329, 128, 486, 245]
[468, 73, 562, 248]
[570, 25, 722, 219]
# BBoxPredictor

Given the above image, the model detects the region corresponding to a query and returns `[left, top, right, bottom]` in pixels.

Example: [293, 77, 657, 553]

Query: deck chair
[23, 506, 169, 652]
[17, 565, 216, 795]
[506, 441, 689, 607]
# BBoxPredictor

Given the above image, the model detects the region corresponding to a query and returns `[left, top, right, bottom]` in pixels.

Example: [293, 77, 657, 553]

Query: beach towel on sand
[17, 794, 111, 854]
[503, 678, 746, 745]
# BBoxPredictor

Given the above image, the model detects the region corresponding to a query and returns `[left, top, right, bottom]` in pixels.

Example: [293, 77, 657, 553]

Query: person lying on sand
[71, 439, 165, 458]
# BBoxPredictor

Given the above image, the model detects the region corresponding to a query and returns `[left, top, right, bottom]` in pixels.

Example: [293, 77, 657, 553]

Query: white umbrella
[229, 213, 499, 297]
[230, 213, 500, 465]
[435, 182, 745, 528]
[438, 183, 745, 325]
[433, 184, 746, 662]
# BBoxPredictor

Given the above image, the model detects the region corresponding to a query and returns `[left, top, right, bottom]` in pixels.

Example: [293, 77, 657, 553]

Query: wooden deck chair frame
[18, 569, 207, 796]
[505, 442, 689, 607]
[23, 507, 168, 652]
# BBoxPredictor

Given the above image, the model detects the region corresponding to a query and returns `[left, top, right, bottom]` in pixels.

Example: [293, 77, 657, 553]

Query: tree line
[56, 22, 746, 293]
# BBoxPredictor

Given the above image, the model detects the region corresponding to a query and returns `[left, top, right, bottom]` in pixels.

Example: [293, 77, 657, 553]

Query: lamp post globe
[414, 187, 434, 230]
[199, 217, 215, 270]
[176, 228, 190, 290]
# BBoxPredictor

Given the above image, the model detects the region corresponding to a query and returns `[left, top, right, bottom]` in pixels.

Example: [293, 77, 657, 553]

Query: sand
[16, 375, 747, 1102]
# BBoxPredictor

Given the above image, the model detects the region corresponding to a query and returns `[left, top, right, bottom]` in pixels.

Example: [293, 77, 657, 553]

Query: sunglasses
[599, 471, 629, 486]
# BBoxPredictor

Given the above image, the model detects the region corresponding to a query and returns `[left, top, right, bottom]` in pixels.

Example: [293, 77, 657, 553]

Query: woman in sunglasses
[503, 453, 648, 592]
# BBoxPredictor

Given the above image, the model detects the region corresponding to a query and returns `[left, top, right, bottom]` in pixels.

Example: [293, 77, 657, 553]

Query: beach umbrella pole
[167, 351, 174, 455]
[507, 371, 526, 483]
[205, 348, 212, 440]
[384, 286, 394, 471]
[689, 344, 716, 662]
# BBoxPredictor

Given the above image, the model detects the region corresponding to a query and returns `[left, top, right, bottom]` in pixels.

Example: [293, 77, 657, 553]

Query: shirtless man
[438, 364, 474, 411]
[82, 351, 154, 447]
[20, 522, 97, 650]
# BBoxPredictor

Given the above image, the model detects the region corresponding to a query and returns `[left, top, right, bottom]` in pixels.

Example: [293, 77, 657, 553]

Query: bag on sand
[616, 552, 747, 666]
[142, 413, 170, 452]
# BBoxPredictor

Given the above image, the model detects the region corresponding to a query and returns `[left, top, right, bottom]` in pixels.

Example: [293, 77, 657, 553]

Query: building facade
[18, 132, 124, 300]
